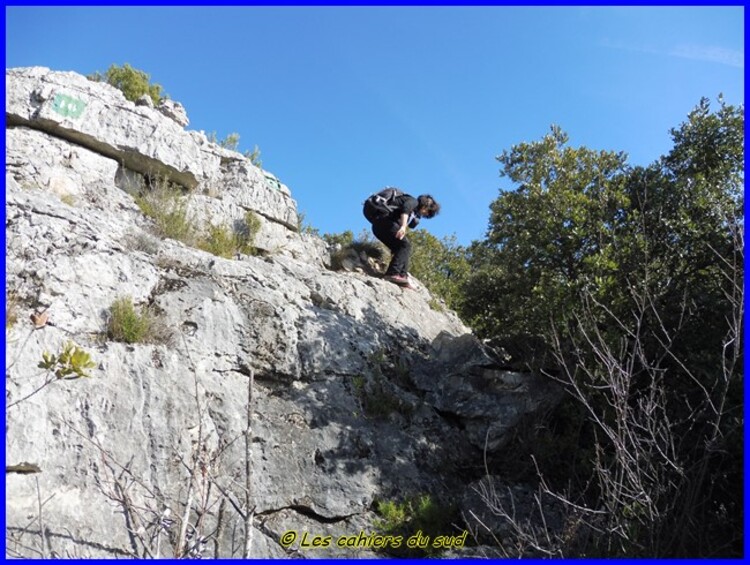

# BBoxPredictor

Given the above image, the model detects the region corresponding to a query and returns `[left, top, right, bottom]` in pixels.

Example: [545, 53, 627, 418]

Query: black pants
[371, 219, 411, 276]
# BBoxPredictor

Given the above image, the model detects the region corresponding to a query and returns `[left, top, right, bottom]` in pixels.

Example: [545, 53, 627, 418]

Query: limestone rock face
[157, 98, 189, 127]
[6, 67, 297, 228]
[5, 67, 561, 558]
[412, 333, 562, 452]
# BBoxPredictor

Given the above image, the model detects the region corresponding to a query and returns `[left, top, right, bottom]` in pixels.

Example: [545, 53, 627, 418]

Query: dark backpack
[363, 187, 402, 223]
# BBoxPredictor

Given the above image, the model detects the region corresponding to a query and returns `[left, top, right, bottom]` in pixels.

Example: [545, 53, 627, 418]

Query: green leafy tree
[88, 63, 166, 105]
[460, 98, 743, 557]
[617, 99, 744, 556]
[461, 124, 630, 341]
[408, 230, 470, 311]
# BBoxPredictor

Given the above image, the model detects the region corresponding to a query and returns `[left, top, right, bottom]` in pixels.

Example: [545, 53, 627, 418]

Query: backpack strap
[372, 187, 401, 207]
[363, 187, 404, 224]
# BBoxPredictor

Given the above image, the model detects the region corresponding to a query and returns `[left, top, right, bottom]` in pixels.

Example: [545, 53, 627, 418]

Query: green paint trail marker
[52, 93, 86, 119]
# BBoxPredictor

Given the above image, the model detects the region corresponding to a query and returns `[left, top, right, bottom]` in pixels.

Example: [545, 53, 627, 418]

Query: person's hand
[396, 226, 406, 240]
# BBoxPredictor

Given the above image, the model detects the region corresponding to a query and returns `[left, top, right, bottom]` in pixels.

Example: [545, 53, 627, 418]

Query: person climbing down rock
[362, 187, 440, 289]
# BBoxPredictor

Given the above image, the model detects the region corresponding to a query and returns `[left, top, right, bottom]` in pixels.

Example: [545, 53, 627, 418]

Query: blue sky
[5, 5, 744, 246]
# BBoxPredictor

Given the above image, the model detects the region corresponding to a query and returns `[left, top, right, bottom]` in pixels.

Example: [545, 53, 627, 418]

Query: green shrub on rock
[88, 63, 166, 105]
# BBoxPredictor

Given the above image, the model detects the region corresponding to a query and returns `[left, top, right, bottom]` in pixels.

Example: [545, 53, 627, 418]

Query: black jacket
[387, 194, 421, 228]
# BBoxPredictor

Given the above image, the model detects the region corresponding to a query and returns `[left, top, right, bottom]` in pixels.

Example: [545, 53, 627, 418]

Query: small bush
[134, 176, 261, 259]
[197, 223, 238, 259]
[236, 211, 261, 254]
[125, 232, 160, 255]
[244, 145, 262, 168]
[374, 494, 461, 557]
[428, 298, 445, 312]
[88, 63, 166, 105]
[219, 133, 240, 151]
[134, 179, 197, 244]
[197, 211, 261, 259]
[207, 131, 239, 150]
[375, 499, 409, 532]
[206, 133, 262, 167]
[107, 296, 172, 345]
[39, 341, 96, 379]
[297, 211, 320, 236]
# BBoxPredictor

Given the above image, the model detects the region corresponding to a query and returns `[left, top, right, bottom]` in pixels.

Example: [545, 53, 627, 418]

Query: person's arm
[395, 213, 409, 239]
[395, 196, 418, 239]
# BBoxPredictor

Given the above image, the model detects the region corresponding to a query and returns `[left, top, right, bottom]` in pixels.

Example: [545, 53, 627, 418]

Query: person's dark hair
[417, 195, 441, 218]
